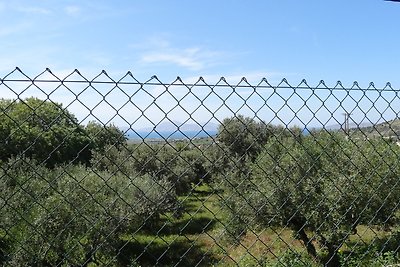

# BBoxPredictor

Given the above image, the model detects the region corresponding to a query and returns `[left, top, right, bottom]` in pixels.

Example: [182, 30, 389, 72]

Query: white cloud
[141, 47, 220, 71]
[0, 23, 30, 37]
[16, 6, 51, 15]
[136, 36, 224, 72]
[65, 5, 81, 16]
[0, 2, 51, 15]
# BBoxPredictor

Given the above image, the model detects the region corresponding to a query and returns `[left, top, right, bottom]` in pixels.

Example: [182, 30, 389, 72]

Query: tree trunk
[325, 242, 341, 267]
[296, 227, 318, 260]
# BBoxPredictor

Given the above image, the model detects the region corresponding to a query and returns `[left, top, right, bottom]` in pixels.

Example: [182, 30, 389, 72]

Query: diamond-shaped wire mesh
[1, 68, 400, 266]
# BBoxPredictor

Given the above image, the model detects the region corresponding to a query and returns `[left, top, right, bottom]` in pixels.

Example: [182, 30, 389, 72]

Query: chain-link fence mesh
[1, 68, 400, 266]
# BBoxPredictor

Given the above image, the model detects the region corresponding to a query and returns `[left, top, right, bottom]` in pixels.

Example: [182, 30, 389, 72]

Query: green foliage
[118, 185, 219, 266]
[0, 98, 91, 166]
[90, 145, 135, 175]
[217, 115, 300, 162]
[217, 115, 276, 161]
[0, 157, 177, 266]
[3, 103, 400, 266]
[0, 98, 128, 167]
[350, 117, 400, 139]
[226, 251, 318, 267]
[84, 121, 127, 152]
[222, 131, 400, 266]
[92, 143, 209, 195]
[269, 251, 317, 267]
[173, 147, 210, 188]
[340, 249, 399, 267]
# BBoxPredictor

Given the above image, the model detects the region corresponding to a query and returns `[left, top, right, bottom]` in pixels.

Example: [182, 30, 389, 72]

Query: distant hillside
[138, 120, 219, 132]
[325, 122, 372, 131]
[122, 120, 219, 140]
[350, 118, 400, 139]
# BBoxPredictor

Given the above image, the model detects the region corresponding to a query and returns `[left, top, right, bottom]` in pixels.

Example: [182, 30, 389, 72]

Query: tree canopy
[0, 98, 126, 166]
[217, 115, 301, 161]
[223, 131, 400, 266]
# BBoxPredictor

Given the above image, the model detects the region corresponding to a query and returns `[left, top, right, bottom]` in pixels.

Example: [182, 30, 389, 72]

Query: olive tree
[0, 98, 129, 167]
[0, 159, 177, 266]
[84, 121, 127, 152]
[217, 115, 276, 161]
[92, 143, 208, 195]
[217, 115, 302, 160]
[0, 98, 91, 166]
[223, 131, 400, 266]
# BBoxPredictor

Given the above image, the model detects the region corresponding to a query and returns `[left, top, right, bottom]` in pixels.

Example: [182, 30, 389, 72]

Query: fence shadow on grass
[118, 237, 218, 266]
[118, 188, 220, 266]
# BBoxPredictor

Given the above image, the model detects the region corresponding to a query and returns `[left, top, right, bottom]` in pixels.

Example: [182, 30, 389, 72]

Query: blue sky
[1, 0, 400, 128]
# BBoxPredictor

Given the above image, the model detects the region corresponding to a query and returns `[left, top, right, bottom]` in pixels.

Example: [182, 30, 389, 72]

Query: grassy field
[119, 184, 223, 266]
[114, 184, 399, 266]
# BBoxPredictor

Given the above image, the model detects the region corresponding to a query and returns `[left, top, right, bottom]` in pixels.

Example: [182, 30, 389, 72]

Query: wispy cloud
[16, 6, 51, 15]
[64, 5, 81, 16]
[0, 2, 52, 15]
[141, 47, 221, 71]
[136, 36, 224, 71]
[0, 22, 30, 37]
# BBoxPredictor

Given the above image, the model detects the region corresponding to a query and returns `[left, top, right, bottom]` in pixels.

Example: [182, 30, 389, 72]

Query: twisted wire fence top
[1, 68, 398, 130]
[1, 67, 396, 88]
[1, 68, 400, 266]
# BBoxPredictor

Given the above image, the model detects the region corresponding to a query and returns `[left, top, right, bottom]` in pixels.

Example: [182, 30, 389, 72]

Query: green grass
[118, 184, 318, 266]
[117, 185, 400, 266]
[119, 234, 215, 266]
[119, 184, 223, 266]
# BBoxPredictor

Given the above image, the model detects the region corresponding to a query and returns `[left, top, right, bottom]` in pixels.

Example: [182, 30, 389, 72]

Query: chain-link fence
[1, 68, 400, 266]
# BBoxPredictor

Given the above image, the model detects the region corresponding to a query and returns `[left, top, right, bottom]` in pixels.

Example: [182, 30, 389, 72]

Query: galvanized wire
[1, 68, 400, 266]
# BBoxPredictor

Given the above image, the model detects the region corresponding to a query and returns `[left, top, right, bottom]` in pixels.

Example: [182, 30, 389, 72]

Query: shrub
[92, 143, 209, 195]
[0, 98, 91, 166]
[222, 131, 400, 266]
[0, 159, 177, 266]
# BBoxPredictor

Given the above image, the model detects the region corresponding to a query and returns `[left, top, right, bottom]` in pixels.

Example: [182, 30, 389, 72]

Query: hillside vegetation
[350, 118, 400, 139]
[1, 99, 400, 266]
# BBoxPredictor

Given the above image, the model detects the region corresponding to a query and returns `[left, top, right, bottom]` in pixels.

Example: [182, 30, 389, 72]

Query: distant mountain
[325, 122, 373, 131]
[350, 118, 400, 138]
[138, 120, 219, 133]
[318, 119, 400, 138]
